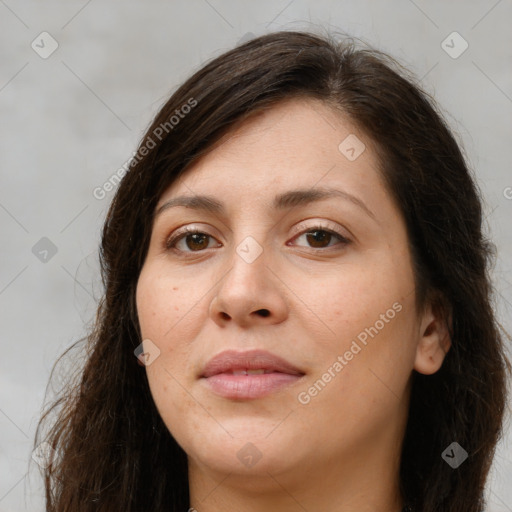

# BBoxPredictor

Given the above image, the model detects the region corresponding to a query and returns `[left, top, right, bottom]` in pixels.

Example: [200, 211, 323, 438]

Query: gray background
[1, 1, 511, 510]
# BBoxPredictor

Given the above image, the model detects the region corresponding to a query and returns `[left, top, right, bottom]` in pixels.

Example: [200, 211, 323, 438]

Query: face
[136, 98, 443, 490]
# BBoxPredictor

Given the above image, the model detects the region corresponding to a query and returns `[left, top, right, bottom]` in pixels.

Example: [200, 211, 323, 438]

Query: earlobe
[413, 301, 452, 375]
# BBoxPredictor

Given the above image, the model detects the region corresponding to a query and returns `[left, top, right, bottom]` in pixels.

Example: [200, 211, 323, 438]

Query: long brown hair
[33, 29, 511, 512]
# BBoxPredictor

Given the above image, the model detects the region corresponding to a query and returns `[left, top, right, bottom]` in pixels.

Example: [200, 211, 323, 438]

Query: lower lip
[201, 372, 304, 400]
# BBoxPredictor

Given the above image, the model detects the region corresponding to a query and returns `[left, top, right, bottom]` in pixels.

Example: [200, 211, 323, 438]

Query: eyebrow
[155, 187, 377, 222]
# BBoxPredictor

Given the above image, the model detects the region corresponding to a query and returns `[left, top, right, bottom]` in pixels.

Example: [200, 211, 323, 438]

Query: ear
[413, 296, 452, 375]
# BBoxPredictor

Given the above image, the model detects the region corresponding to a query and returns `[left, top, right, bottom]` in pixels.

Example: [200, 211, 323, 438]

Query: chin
[190, 438, 300, 484]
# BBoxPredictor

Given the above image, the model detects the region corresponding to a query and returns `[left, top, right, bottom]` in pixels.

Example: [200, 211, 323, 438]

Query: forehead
[158, 97, 385, 205]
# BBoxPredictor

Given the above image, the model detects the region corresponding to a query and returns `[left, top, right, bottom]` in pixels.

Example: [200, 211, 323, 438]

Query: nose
[209, 240, 289, 328]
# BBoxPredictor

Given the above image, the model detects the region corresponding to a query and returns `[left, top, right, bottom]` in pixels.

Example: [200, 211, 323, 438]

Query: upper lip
[200, 349, 305, 378]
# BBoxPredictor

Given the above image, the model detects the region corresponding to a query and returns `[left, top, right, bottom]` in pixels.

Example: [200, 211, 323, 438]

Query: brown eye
[166, 229, 220, 253]
[165, 224, 350, 257]
[181, 233, 210, 251]
[305, 230, 334, 248]
[291, 226, 350, 250]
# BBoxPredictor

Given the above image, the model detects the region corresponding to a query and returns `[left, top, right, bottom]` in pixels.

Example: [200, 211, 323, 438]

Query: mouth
[200, 349, 306, 400]
[220, 369, 282, 375]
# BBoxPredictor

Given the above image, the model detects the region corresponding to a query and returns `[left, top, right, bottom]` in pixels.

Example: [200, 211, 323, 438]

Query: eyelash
[165, 224, 351, 256]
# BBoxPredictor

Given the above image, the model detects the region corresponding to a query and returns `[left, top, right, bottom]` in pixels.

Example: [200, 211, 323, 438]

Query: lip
[200, 349, 305, 400]
[200, 349, 304, 378]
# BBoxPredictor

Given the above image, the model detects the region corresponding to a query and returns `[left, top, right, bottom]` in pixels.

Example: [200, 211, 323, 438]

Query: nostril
[257, 309, 270, 317]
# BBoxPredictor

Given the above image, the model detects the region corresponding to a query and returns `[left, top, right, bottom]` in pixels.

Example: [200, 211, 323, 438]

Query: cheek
[136, 268, 203, 439]
[136, 268, 193, 397]
[297, 263, 393, 337]
[296, 260, 415, 377]
[136, 265, 193, 340]
[136, 264, 204, 386]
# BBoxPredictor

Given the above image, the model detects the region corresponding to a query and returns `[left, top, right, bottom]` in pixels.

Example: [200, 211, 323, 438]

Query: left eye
[291, 227, 349, 250]
[166, 226, 349, 254]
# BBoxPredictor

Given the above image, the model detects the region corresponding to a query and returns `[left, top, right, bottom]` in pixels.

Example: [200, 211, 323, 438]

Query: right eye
[165, 227, 222, 254]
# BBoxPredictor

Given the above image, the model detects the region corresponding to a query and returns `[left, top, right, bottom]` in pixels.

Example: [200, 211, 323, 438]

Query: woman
[34, 29, 511, 512]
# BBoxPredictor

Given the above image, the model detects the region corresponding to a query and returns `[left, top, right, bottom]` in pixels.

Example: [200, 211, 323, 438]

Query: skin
[136, 97, 451, 512]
